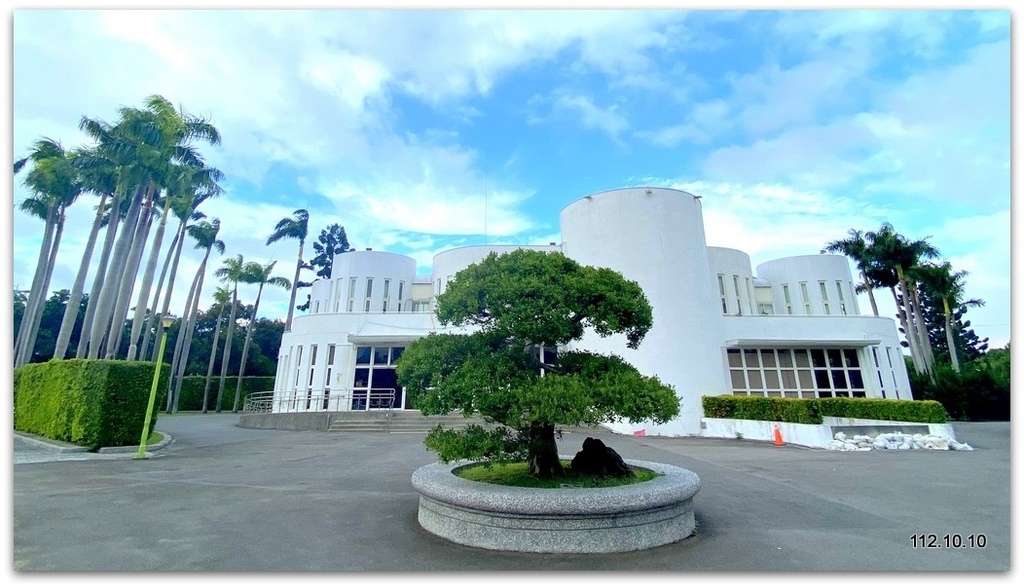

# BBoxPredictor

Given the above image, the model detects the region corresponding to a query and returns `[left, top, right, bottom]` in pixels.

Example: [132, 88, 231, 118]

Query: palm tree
[232, 260, 291, 412]
[917, 262, 985, 373]
[167, 219, 225, 412]
[13, 138, 84, 366]
[104, 97, 220, 359]
[129, 162, 223, 360]
[202, 287, 232, 413]
[824, 229, 880, 316]
[266, 209, 309, 331]
[213, 254, 246, 412]
[52, 146, 117, 359]
[863, 223, 939, 376]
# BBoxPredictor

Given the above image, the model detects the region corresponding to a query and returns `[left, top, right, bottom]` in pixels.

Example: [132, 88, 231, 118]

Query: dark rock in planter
[571, 437, 632, 477]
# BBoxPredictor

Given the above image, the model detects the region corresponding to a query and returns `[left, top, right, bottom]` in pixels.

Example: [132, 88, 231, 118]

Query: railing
[243, 388, 396, 416]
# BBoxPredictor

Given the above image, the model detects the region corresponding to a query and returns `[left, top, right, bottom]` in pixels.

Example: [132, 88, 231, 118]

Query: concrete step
[326, 411, 487, 433]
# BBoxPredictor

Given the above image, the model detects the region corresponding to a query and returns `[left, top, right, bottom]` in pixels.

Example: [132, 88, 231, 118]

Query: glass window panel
[843, 349, 860, 368]
[794, 350, 810, 368]
[764, 370, 779, 389]
[373, 347, 390, 365]
[814, 369, 831, 388]
[832, 370, 848, 389]
[373, 369, 397, 390]
[798, 370, 813, 388]
[727, 349, 742, 368]
[849, 370, 865, 389]
[761, 350, 777, 367]
[743, 350, 759, 368]
[353, 368, 370, 388]
[748, 371, 763, 389]
[778, 350, 794, 368]
[827, 349, 843, 368]
[780, 370, 797, 389]
[810, 349, 827, 367]
[391, 347, 405, 365]
[365, 278, 373, 298]
[730, 370, 746, 390]
[355, 347, 372, 364]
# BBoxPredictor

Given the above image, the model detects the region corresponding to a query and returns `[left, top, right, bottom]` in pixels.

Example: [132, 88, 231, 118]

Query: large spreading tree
[396, 249, 679, 479]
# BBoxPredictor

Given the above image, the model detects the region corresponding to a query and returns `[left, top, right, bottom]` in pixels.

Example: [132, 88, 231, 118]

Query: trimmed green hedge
[702, 395, 947, 424]
[173, 376, 275, 412]
[14, 359, 169, 450]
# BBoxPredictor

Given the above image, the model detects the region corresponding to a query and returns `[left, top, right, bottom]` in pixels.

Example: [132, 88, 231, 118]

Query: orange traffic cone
[773, 425, 784, 446]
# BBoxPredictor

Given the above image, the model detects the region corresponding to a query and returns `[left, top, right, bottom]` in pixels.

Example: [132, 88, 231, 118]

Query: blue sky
[6, 6, 1014, 349]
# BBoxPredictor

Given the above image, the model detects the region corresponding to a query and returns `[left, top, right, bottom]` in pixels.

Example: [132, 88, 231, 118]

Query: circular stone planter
[411, 457, 701, 553]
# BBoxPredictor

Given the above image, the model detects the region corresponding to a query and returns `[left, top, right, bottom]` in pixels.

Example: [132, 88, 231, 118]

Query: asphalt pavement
[11, 414, 1012, 573]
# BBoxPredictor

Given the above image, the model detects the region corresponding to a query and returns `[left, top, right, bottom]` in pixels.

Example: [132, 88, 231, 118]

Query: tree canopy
[396, 249, 679, 478]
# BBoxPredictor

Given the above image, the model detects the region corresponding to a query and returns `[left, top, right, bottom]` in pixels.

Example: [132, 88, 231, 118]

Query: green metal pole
[136, 328, 169, 459]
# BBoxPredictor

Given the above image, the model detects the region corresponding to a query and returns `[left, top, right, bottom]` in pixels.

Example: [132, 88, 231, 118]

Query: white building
[271, 187, 913, 437]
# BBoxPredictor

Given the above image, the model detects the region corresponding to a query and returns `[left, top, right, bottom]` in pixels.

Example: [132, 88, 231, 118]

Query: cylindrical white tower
[756, 255, 859, 317]
[560, 187, 728, 436]
[330, 250, 417, 314]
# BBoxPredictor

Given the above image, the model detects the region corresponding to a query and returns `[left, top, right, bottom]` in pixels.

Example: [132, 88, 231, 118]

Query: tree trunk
[105, 186, 156, 359]
[862, 272, 879, 316]
[14, 207, 56, 366]
[943, 298, 961, 373]
[890, 284, 922, 374]
[172, 266, 207, 413]
[526, 423, 564, 479]
[53, 192, 108, 360]
[17, 209, 65, 366]
[77, 189, 124, 358]
[202, 305, 225, 413]
[128, 197, 172, 359]
[88, 186, 144, 359]
[166, 260, 200, 412]
[150, 216, 190, 362]
[141, 224, 182, 360]
[285, 241, 304, 331]
[910, 283, 935, 373]
[232, 286, 264, 412]
[215, 293, 240, 412]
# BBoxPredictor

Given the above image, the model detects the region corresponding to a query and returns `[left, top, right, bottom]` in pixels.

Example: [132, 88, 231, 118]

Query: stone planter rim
[411, 456, 701, 516]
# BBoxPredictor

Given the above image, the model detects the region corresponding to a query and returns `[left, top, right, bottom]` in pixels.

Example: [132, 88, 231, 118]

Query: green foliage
[14, 359, 169, 450]
[455, 460, 659, 488]
[908, 358, 1009, 421]
[173, 376, 275, 411]
[701, 395, 948, 424]
[701, 396, 823, 424]
[397, 250, 678, 474]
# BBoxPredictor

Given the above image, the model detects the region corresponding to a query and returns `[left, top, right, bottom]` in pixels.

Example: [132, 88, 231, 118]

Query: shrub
[14, 359, 169, 450]
[702, 395, 947, 424]
[174, 376, 275, 412]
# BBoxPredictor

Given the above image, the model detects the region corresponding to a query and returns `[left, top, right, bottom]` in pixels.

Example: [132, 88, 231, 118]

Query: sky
[5, 3, 1015, 352]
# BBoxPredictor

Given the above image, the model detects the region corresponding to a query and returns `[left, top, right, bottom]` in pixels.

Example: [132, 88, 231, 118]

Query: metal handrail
[243, 388, 396, 418]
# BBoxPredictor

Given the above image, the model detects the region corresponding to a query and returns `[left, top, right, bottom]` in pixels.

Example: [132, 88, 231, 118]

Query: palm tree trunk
[14, 207, 56, 366]
[88, 186, 144, 359]
[53, 192, 108, 360]
[285, 241, 304, 331]
[890, 284, 922, 374]
[128, 197, 172, 360]
[942, 298, 961, 373]
[77, 189, 124, 358]
[232, 285, 264, 412]
[202, 305, 225, 413]
[215, 293, 240, 412]
[172, 266, 207, 413]
[17, 209, 64, 366]
[105, 191, 155, 359]
[910, 283, 934, 372]
[140, 224, 182, 360]
[862, 272, 879, 316]
[150, 217, 190, 361]
[166, 263, 200, 412]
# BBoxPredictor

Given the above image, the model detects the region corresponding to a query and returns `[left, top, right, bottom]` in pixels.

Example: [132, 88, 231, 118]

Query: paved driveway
[12, 414, 1011, 572]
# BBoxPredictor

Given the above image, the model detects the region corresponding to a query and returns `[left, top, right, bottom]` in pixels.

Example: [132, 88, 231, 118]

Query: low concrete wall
[411, 457, 701, 553]
[701, 417, 956, 448]
[238, 412, 332, 431]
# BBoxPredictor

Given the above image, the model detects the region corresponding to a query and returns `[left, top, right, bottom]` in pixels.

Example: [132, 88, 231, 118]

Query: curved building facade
[272, 187, 913, 436]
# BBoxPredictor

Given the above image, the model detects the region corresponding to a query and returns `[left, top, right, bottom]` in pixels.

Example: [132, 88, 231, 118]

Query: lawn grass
[455, 460, 659, 488]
